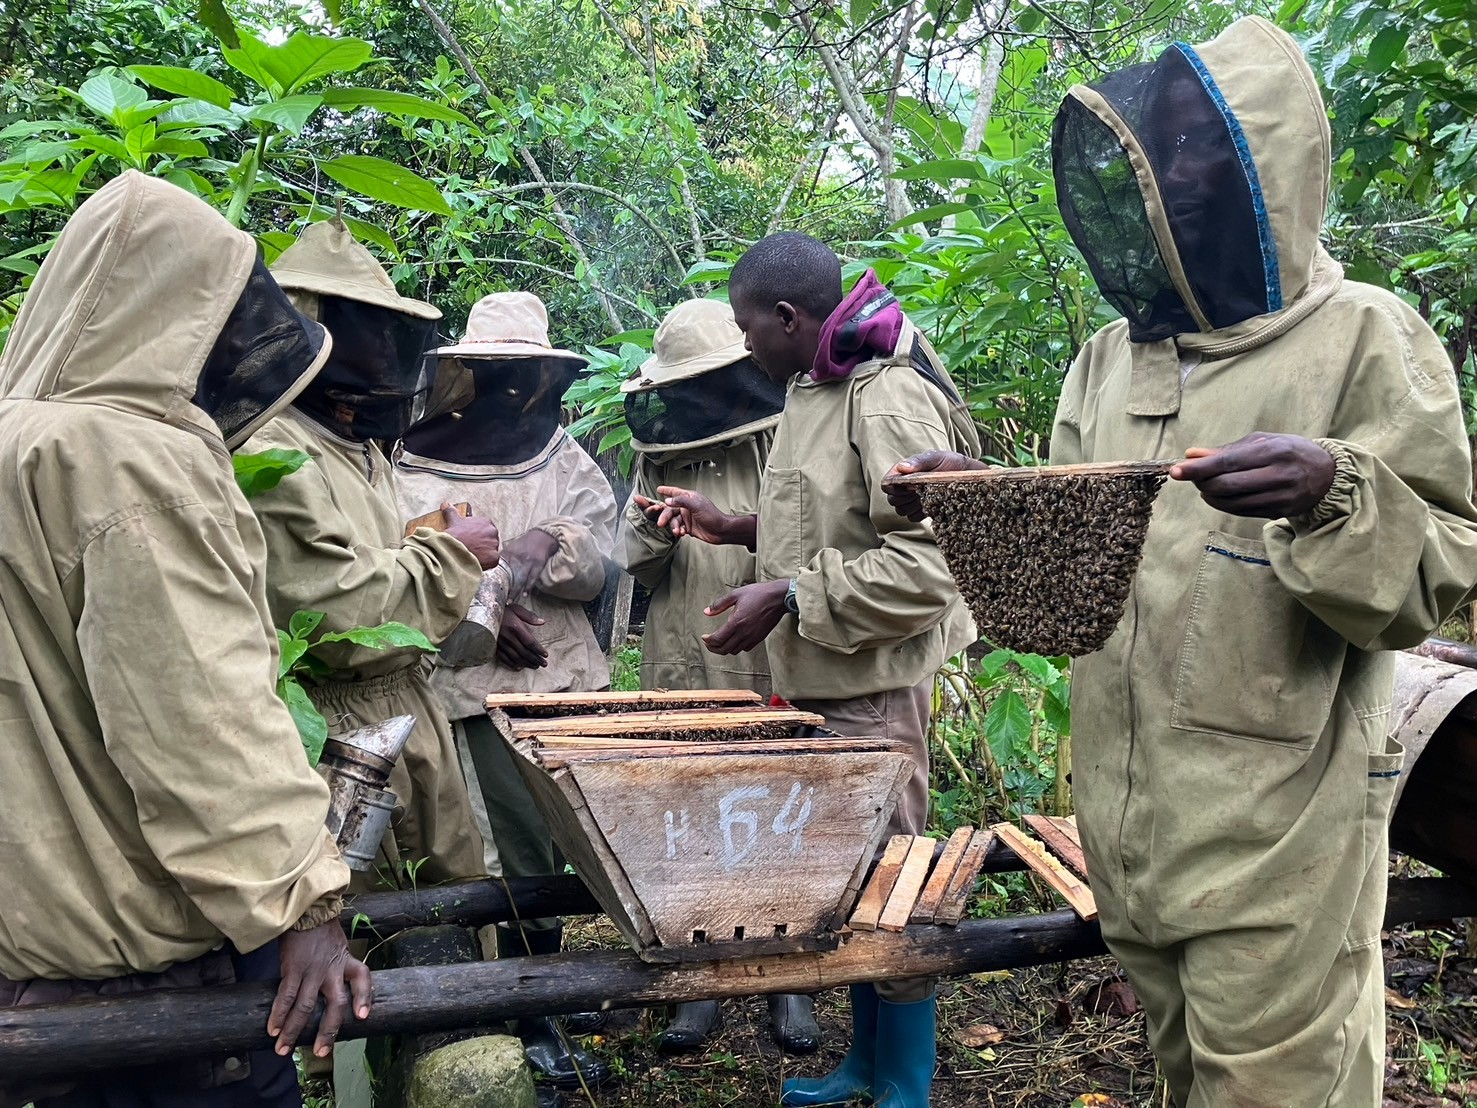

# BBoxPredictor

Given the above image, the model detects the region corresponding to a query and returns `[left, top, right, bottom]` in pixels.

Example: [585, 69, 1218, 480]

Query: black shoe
[658, 999, 723, 1055]
[769, 993, 822, 1056]
[563, 1009, 608, 1035]
[517, 1015, 615, 1089]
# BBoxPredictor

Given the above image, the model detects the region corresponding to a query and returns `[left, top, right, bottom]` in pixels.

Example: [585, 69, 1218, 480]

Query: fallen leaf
[1072, 1096, 1120, 1107]
[1054, 997, 1075, 1027]
[1081, 977, 1141, 1017]
[970, 969, 1013, 984]
[956, 1022, 1006, 1048]
[1384, 987, 1418, 1010]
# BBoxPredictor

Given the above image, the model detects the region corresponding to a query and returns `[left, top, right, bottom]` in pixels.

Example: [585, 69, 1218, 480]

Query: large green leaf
[276, 628, 311, 679]
[224, 31, 373, 97]
[319, 155, 452, 215]
[317, 621, 439, 652]
[242, 94, 324, 135]
[127, 65, 235, 110]
[890, 158, 989, 182]
[295, 208, 399, 256]
[77, 74, 149, 126]
[278, 676, 329, 766]
[320, 87, 469, 124]
[984, 689, 1033, 764]
[232, 448, 312, 497]
[198, 0, 241, 50]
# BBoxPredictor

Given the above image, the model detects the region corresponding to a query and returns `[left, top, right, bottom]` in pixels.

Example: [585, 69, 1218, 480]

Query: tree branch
[768, 108, 842, 234]
[411, 0, 625, 332]
[405, 256, 660, 323]
[493, 180, 688, 275]
[943, 3, 1006, 234]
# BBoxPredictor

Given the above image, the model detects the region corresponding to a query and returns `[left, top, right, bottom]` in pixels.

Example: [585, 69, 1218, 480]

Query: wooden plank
[992, 823, 1098, 922]
[1023, 814, 1089, 880]
[878, 836, 937, 933]
[934, 829, 995, 926]
[531, 737, 910, 762]
[500, 735, 658, 949]
[848, 835, 912, 932]
[508, 707, 826, 739]
[910, 826, 975, 924]
[486, 689, 763, 715]
[829, 756, 915, 931]
[571, 751, 914, 949]
[403, 501, 468, 537]
[881, 458, 1175, 488]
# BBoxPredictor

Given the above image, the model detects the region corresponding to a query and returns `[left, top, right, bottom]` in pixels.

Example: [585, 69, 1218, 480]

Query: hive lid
[882, 458, 1176, 487]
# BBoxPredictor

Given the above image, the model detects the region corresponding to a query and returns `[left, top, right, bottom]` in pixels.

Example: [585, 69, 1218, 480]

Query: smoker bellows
[888, 461, 1171, 657]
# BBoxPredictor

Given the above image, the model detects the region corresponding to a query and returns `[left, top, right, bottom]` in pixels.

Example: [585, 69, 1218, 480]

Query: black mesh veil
[294, 297, 438, 442]
[1053, 45, 1279, 340]
[195, 255, 326, 448]
[625, 357, 786, 449]
[400, 356, 582, 466]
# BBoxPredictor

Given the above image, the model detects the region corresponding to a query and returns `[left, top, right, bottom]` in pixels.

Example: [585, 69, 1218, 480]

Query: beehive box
[484, 691, 915, 961]
[885, 460, 1172, 657]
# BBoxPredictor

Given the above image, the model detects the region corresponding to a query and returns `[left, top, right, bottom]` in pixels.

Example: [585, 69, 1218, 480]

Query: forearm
[719, 512, 759, 551]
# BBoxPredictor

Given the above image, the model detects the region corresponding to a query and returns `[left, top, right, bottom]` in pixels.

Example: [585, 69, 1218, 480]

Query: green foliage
[232, 448, 311, 497]
[930, 648, 1071, 834]
[275, 610, 438, 765]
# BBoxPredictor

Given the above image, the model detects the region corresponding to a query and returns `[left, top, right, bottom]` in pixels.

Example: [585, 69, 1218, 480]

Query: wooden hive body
[486, 692, 915, 960]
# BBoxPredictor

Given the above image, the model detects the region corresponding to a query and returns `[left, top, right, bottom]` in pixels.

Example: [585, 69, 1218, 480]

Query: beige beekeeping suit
[243, 224, 486, 888]
[756, 317, 980, 703]
[1051, 18, 1477, 1106]
[0, 172, 347, 981]
[620, 432, 775, 696]
[397, 428, 617, 715]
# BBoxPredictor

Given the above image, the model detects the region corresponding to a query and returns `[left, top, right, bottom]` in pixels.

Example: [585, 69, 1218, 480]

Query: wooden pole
[6, 878, 1475, 1082]
[1409, 637, 1477, 670]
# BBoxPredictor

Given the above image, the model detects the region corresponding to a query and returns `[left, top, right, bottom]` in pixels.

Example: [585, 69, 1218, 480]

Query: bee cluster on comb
[915, 462, 1171, 657]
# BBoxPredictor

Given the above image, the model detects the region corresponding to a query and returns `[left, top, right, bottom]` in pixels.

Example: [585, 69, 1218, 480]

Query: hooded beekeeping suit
[395, 291, 617, 1089]
[617, 298, 783, 697]
[1049, 18, 1477, 1105]
[242, 220, 486, 888]
[0, 173, 358, 1108]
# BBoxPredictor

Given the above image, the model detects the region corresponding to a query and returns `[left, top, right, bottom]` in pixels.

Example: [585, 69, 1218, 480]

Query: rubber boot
[497, 926, 614, 1089]
[658, 999, 722, 1055]
[871, 993, 936, 1107]
[769, 993, 822, 1055]
[780, 984, 878, 1106]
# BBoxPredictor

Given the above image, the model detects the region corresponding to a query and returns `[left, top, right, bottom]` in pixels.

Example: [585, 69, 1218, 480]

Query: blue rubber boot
[780, 984, 879, 1105]
[872, 993, 936, 1107]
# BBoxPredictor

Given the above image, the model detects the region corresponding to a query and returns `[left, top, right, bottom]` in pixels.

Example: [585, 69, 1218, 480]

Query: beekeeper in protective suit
[243, 219, 495, 890]
[396, 290, 616, 1089]
[616, 297, 798, 1054]
[0, 172, 371, 1107]
[886, 17, 1477, 1106]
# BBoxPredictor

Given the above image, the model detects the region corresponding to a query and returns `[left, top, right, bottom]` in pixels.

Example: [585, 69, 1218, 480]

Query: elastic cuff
[291, 894, 345, 931]
[1295, 439, 1357, 529]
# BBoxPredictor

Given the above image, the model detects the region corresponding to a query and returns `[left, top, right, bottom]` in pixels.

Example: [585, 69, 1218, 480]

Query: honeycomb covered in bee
[921, 470, 1168, 657]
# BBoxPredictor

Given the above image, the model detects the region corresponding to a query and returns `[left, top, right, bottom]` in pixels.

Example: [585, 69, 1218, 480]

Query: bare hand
[442, 502, 501, 569]
[496, 603, 549, 670]
[702, 579, 789, 656]
[883, 451, 988, 522]
[499, 529, 560, 591]
[1170, 433, 1336, 518]
[637, 487, 733, 544]
[269, 921, 372, 1059]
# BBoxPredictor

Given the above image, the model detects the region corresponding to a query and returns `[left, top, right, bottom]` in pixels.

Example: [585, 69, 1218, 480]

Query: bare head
[727, 232, 843, 384]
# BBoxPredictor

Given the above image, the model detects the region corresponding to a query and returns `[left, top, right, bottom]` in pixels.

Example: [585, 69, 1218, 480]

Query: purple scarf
[811, 269, 904, 382]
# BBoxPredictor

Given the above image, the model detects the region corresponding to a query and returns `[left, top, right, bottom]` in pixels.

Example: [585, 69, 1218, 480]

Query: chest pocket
[758, 466, 806, 580]
[1171, 531, 1336, 747]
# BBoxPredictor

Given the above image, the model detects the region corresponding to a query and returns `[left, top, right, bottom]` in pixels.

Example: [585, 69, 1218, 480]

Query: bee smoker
[319, 714, 415, 871]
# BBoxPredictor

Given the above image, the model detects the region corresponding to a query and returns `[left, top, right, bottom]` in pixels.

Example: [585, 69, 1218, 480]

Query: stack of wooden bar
[849, 814, 1097, 932]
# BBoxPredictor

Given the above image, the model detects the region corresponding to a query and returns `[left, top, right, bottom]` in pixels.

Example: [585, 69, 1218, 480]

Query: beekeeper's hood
[1052, 16, 1342, 414]
[622, 298, 785, 455]
[271, 219, 442, 443]
[0, 171, 329, 448]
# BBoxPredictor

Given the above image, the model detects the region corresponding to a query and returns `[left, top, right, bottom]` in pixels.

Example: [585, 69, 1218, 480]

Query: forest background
[1, 0, 1474, 831]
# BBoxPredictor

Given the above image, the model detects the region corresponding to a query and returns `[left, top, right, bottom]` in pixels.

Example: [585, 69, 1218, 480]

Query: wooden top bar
[881, 459, 1176, 487]
[486, 689, 764, 713]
